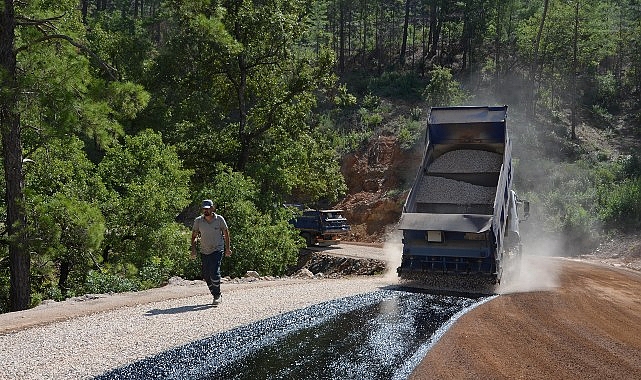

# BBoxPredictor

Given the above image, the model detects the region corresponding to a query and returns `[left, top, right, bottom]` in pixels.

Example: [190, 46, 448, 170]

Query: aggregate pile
[415, 176, 496, 205]
[416, 149, 502, 207]
[427, 149, 503, 173]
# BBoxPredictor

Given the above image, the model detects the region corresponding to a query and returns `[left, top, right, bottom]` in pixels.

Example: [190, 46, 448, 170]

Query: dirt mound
[336, 136, 422, 242]
[289, 250, 386, 277]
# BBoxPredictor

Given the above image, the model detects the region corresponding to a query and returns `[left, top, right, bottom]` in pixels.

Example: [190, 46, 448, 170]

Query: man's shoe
[213, 294, 221, 305]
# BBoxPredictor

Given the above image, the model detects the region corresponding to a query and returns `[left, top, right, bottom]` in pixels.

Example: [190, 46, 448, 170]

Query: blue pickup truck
[289, 208, 351, 246]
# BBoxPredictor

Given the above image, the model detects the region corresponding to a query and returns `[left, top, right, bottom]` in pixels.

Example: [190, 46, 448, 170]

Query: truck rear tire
[301, 232, 315, 247]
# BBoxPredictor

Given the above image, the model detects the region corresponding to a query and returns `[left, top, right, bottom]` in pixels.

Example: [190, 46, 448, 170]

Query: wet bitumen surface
[95, 289, 495, 380]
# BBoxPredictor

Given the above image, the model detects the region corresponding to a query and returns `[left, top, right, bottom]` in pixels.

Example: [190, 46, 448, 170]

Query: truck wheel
[301, 232, 314, 247]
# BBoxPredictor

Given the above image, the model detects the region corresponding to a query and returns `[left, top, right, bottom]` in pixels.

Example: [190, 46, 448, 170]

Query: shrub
[598, 178, 641, 230]
[397, 118, 423, 150]
[422, 66, 470, 106]
[83, 270, 140, 294]
[367, 71, 426, 100]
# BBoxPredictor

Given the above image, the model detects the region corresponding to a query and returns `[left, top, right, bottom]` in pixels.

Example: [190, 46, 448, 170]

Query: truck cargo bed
[398, 105, 524, 293]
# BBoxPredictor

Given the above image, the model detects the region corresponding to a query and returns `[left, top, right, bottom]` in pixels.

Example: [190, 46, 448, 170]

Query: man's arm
[190, 230, 199, 259]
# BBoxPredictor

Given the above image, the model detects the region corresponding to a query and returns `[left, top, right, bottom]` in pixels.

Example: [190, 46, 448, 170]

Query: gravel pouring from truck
[398, 105, 529, 292]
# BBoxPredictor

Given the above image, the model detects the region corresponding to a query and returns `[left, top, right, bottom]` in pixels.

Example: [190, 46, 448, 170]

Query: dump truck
[288, 207, 351, 246]
[398, 105, 528, 293]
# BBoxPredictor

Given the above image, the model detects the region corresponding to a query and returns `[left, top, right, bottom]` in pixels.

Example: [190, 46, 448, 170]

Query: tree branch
[16, 34, 119, 80]
[15, 13, 64, 27]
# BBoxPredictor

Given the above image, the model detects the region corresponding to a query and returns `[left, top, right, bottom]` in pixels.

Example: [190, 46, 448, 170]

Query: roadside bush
[619, 152, 641, 179]
[83, 269, 140, 294]
[139, 256, 174, 289]
[598, 178, 641, 230]
[525, 160, 602, 253]
[0, 265, 8, 314]
[397, 117, 423, 150]
[97, 130, 192, 271]
[137, 222, 192, 288]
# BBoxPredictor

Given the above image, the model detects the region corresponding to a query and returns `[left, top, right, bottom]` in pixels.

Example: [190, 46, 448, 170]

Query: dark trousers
[201, 250, 223, 297]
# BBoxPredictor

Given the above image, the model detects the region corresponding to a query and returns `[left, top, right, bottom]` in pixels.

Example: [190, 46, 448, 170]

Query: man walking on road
[191, 200, 232, 305]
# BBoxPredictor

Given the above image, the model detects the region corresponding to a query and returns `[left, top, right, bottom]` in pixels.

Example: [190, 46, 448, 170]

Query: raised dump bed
[398, 105, 528, 292]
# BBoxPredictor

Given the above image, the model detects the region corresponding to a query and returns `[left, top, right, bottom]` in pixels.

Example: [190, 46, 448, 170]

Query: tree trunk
[81, 0, 88, 24]
[361, 0, 367, 67]
[570, 1, 579, 140]
[429, 3, 442, 61]
[528, 0, 549, 118]
[235, 54, 250, 171]
[0, 0, 30, 311]
[399, 0, 411, 66]
[339, 0, 346, 73]
[376, 4, 382, 74]
[58, 260, 71, 296]
[493, 0, 503, 95]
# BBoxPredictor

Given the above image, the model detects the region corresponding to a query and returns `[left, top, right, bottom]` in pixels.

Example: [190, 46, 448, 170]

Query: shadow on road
[145, 304, 213, 316]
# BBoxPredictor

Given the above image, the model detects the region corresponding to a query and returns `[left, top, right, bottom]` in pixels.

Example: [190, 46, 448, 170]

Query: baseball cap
[202, 199, 214, 209]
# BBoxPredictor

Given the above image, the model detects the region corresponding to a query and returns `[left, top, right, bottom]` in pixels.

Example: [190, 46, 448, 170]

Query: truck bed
[410, 148, 502, 214]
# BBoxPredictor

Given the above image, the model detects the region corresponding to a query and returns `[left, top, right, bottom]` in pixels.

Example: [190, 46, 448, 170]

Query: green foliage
[5, 0, 641, 312]
[197, 166, 303, 277]
[367, 71, 426, 100]
[287, 132, 348, 206]
[521, 159, 601, 252]
[619, 152, 641, 179]
[358, 107, 383, 129]
[17, 2, 132, 152]
[334, 84, 358, 107]
[592, 72, 618, 112]
[98, 130, 192, 269]
[86, 11, 156, 81]
[422, 66, 470, 106]
[21, 137, 108, 297]
[590, 105, 614, 129]
[30, 194, 106, 291]
[597, 153, 641, 230]
[335, 129, 375, 155]
[25, 137, 108, 201]
[82, 270, 140, 294]
[598, 178, 641, 230]
[362, 93, 381, 110]
[397, 117, 423, 150]
[0, 260, 9, 314]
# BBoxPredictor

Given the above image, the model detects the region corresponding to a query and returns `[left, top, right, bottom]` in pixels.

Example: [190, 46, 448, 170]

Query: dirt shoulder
[410, 257, 641, 379]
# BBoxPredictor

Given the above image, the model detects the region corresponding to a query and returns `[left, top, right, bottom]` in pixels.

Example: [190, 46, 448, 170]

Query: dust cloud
[497, 230, 564, 294]
[382, 228, 403, 284]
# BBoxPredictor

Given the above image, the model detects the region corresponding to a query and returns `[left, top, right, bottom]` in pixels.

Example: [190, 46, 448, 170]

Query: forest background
[1, 0, 640, 313]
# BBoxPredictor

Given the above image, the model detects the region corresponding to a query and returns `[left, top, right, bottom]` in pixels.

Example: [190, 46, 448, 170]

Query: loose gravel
[0, 276, 391, 380]
[415, 176, 496, 205]
[414, 149, 501, 207]
[427, 149, 502, 173]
